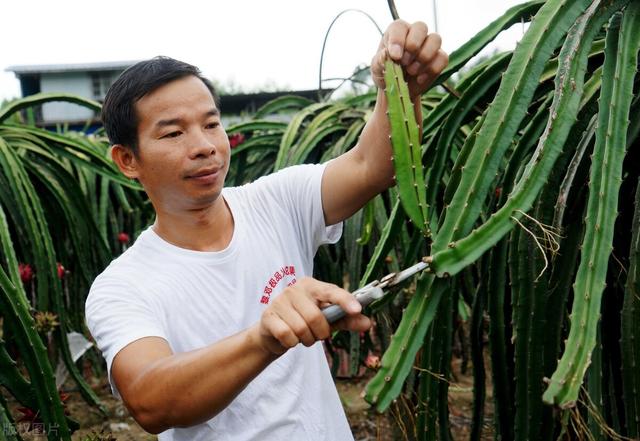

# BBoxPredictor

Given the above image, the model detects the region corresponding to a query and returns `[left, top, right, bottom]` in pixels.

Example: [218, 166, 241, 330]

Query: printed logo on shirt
[260, 265, 297, 304]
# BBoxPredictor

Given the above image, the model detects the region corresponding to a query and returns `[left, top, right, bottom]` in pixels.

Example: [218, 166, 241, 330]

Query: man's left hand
[371, 20, 449, 101]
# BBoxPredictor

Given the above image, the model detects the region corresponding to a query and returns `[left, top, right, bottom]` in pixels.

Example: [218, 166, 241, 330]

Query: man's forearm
[125, 324, 277, 433]
[354, 88, 423, 193]
[321, 23, 445, 225]
[320, 87, 425, 225]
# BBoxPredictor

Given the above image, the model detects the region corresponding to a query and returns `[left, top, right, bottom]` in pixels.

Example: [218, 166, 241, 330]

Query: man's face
[131, 75, 230, 213]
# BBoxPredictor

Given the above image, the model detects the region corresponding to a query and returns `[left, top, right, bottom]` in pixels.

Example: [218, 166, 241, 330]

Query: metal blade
[384, 260, 429, 288]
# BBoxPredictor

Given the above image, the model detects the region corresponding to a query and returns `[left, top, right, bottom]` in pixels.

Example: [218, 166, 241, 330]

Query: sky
[0, 0, 529, 101]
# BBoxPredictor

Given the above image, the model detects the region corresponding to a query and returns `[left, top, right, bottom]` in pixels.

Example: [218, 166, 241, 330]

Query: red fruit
[57, 262, 66, 279]
[17, 391, 70, 432]
[365, 354, 381, 369]
[117, 232, 130, 244]
[495, 187, 502, 198]
[229, 133, 245, 149]
[19, 263, 33, 283]
[16, 406, 43, 432]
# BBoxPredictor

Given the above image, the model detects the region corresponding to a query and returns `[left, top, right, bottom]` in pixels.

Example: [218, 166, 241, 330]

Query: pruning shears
[322, 259, 430, 324]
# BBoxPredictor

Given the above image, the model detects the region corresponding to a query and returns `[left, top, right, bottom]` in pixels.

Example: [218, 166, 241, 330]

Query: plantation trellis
[0, 0, 639, 439]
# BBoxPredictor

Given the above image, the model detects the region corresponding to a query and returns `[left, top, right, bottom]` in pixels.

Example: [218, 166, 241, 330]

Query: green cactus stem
[0, 138, 107, 416]
[286, 104, 349, 166]
[365, 274, 445, 411]
[542, 3, 640, 407]
[469, 268, 487, 441]
[587, 325, 606, 440]
[384, 59, 429, 234]
[434, 1, 544, 86]
[359, 198, 403, 286]
[429, 0, 624, 277]
[365, 0, 593, 413]
[0, 204, 71, 440]
[432, 0, 592, 255]
[486, 101, 551, 441]
[0, 338, 37, 411]
[253, 95, 314, 119]
[274, 102, 332, 170]
[621, 178, 640, 437]
[0, 392, 22, 441]
[426, 52, 512, 218]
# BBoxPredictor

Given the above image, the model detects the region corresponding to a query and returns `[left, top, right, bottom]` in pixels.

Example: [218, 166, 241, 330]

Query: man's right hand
[112, 277, 369, 433]
[252, 277, 372, 355]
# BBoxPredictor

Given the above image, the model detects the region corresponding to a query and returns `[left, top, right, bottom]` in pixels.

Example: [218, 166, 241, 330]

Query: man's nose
[188, 130, 217, 158]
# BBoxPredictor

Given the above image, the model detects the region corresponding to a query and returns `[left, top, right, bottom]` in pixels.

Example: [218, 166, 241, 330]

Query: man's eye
[206, 122, 219, 129]
[162, 131, 182, 139]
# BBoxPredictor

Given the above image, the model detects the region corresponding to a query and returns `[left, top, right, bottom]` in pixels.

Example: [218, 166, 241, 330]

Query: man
[85, 19, 447, 441]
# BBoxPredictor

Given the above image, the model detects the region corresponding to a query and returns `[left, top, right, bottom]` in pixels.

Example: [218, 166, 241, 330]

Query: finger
[290, 294, 331, 342]
[371, 49, 387, 88]
[333, 314, 372, 332]
[306, 279, 362, 316]
[417, 49, 449, 85]
[262, 311, 299, 350]
[272, 298, 316, 347]
[402, 22, 429, 66]
[383, 19, 410, 61]
[407, 33, 442, 77]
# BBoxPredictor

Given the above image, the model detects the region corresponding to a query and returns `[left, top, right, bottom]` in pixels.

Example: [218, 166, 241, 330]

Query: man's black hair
[101, 56, 219, 154]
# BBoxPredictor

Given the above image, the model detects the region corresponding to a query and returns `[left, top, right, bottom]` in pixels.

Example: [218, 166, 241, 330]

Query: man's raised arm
[322, 20, 448, 225]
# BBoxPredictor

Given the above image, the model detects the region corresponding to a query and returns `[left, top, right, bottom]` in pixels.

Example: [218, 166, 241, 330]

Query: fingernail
[349, 301, 362, 313]
[389, 44, 403, 60]
[401, 52, 413, 66]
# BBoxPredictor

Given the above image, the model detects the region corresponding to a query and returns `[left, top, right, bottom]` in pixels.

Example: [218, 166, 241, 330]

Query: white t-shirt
[85, 163, 354, 441]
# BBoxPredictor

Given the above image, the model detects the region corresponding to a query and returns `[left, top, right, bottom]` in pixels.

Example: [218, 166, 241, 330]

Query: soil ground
[4, 348, 493, 440]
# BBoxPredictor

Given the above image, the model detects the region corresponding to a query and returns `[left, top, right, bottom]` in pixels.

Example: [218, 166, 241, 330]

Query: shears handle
[321, 285, 385, 324]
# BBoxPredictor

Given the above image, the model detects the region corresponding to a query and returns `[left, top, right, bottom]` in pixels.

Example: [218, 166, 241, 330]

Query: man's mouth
[186, 163, 224, 177]
[185, 165, 224, 183]
[188, 168, 219, 178]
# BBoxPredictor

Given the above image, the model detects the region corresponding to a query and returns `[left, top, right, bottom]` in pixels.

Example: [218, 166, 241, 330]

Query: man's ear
[111, 144, 140, 180]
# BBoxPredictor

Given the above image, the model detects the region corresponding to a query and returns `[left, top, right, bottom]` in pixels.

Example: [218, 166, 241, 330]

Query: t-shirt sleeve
[85, 275, 167, 399]
[249, 162, 342, 258]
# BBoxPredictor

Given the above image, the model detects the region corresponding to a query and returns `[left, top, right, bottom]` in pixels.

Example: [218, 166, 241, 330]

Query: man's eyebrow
[155, 118, 182, 128]
[154, 109, 220, 128]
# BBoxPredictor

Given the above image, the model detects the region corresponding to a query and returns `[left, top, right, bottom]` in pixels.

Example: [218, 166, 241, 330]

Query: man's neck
[152, 197, 234, 252]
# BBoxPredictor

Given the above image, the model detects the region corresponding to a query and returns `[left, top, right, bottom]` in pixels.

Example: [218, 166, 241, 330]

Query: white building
[6, 61, 137, 125]
[6, 61, 329, 128]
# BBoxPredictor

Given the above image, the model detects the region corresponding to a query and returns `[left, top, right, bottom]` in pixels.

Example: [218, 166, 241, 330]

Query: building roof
[219, 89, 331, 114]
[5, 61, 140, 75]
